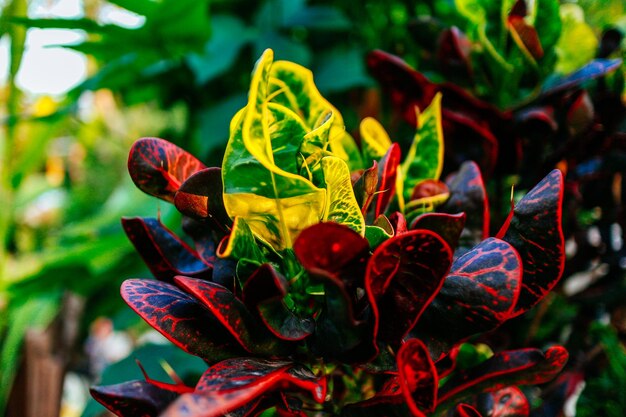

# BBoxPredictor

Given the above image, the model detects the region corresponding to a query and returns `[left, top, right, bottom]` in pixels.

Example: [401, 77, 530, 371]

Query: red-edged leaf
[161, 359, 326, 417]
[435, 344, 461, 379]
[121, 279, 244, 361]
[174, 276, 289, 355]
[501, 170, 565, 316]
[135, 360, 193, 395]
[419, 238, 522, 345]
[410, 212, 466, 251]
[507, 15, 544, 60]
[373, 143, 401, 219]
[352, 161, 379, 215]
[440, 161, 489, 253]
[174, 167, 232, 233]
[438, 346, 568, 407]
[437, 27, 473, 81]
[410, 179, 449, 201]
[478, 386, 530, 417]
[243, 264, 314, 341]
[294, 222, 370, 292]
[454, 404, 483, 417]
[365, 229, 453, 344]
[181, 216, 218, 265]
[128, 137, 206, 202]
[398, 339, 438, 415]
[122, 217, 212, 282]
[90, 380, 179, 417]
[388, 212, 408, 235]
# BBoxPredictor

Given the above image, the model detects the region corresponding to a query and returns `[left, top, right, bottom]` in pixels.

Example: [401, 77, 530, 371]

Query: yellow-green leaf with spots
[321, 156, 365, 235]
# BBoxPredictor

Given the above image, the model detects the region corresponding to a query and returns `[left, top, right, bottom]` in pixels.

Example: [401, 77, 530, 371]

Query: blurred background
[0, 0, 625, 416]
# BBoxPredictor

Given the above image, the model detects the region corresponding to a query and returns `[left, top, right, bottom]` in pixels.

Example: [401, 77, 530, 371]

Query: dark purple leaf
[477, 386, 530, 417]
[410, 212, 466, 251]
[541, 59, 622, 97]
[501, 170, 565, 316]
[243, 264, 314, 341]
[438, 346, 568, 407]
[121, 279, 244, 361]
[397, 339, 438, 415]
[128, 137, 206, 202]
[418, 238, 522, 344]
[365, 230, 453, 344]
[174, 276, 290, 355]
[161, 358, 326, 417]
[437, 27, 472, 81]
[122, 217, 212, 282]
[174, 167, 232, 233]
[90, 380, 179, 417]
[440, 161, 490, 254]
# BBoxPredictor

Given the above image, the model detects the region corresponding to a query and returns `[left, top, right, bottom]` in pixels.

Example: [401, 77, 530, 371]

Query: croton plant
[91, 49, 568, 417]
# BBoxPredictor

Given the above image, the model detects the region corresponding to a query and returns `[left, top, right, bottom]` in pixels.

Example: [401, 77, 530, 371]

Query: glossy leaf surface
[121, 279, 243, 361]
[410, 212, 465, 251]
[397, 339, 438, 415]
[321, 156, 365, 234]
[91, 380, 178, 417]
[128, 137, 206, 203]
[360, 117, 392, 162]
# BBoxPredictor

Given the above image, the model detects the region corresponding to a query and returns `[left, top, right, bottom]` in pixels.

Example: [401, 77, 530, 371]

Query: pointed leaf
[418, 238, 522, 345]
[440, 161, 489, 252]
[162, 359, 326, 417]
[321, 156, 365, 235]
[372, 143, 401, 219]
[174, 277, 288, 355]
[360, 117, 393, 162]
[174, 167, 232, 233]
[477, 386, 530, 417]
[128, 137, 206, 202]
[410, 212, 466, 251]
[544, 59, 622, 96]
[507, 15, 543, 61]
[398, 339, 438, 415]
[365, 230, 453, 344]
[122, 217, 211, 282]
[454, 404, 483, 417]
[438, 346, 568, 408]
[121, 279, 244, 361]
[352, 161, 379, 215]
[217, 217, 265, 264]
[90, 380, 178, 417]
[501, 170, 564, 316]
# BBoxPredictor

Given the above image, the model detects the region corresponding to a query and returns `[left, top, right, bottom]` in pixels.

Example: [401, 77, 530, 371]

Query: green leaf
[320, 157, 365, 235]
[365, 225, 392, 249]
[285, 6, 352, 31]
[222, 50, 326, 250]
[455, 0, 487, 24]
[329, 131, 363, 172]
[106, 0, 159, 17]
[555, 4, 598, 74]
[401, 93, 445, 200]
[217, 217, 265, 264]
[315, 48, 372, 94]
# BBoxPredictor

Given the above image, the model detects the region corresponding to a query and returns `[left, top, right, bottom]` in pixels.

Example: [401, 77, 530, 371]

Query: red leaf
[507, 15, 544, 60]
[419, 238, 522, 344]
[388, 212, 408, 235]
[90, 380, 179, 417]
[365, 230, 453, 344]
[174, 276, 290, 355]
[161, 359, 326, 417]
[122, 217, 212, 282]
[121, 279, 244, 361]
[437, 27, 473, 80]
[373, 143, 401, 219]
[397, 339, 438, 415]
[174, 167, 232, 233]
[501, 170, 565, 316]
[352, 161, 379, 215]
[438, 346, 568, 407]
[410, 212, 466, 251]
[128, 137, 206, 202]
[479, 386, 530, 417]
[454, 404, 483, 417]
[440, 161, 490, 252]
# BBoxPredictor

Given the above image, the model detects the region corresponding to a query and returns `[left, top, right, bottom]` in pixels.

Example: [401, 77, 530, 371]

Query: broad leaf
[397, 339, 438, 415]
[437, 346, 568, 408]
[122, 217, 211, 282]
[402, 93, 445, 200]
[365, 229, 453, 344]
[477, 386, 530, 417]
[410, 212, 466, 251]
[121, 279, 244, 361]
[162, 359, 326, 417]
[90, 381, 179, 417]
[418, 238, 522, 345]
[128, 137, 206, 203]
[360, 117, 393, 163]
[216, 217, 265, 264]
[174, 276, 289, 355]
[501, 170, 564, 316]
[321, 156, 365, 234]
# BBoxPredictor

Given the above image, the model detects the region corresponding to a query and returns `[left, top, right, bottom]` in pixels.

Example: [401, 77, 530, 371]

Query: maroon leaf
[410, 179, 449, 201]
[128, 137, 206, 202]
[397, 339, 438, 415]
[174, 276, 289, 356]
[454, 404, 483, 417]
[435, 344, 461, 379]
[174, 167, 232, 233]
[294, 222, 370, 292]
[365, 229, 453, 344]
[121, 279, 244, 361]
[243, 264, 314, 341]
[418, 238, 522, 344]
[440, 161, 490, 253]
[181, 216, 218, 265]
[410, 212, 466, 251]
[501, 170, 565, 316]
[437, 27, 473, 81]
[161, 358, 326, 417]
[477, 386, 530, 417]
[388, 212, 408, 235]
[352, 161, 379, 215]
[90, 380, 179, 417]
[373, 143, 401, 219]
[122, 217, 212, 282]
[437, 346, 568, 407]
[507, 15, 544, 60]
